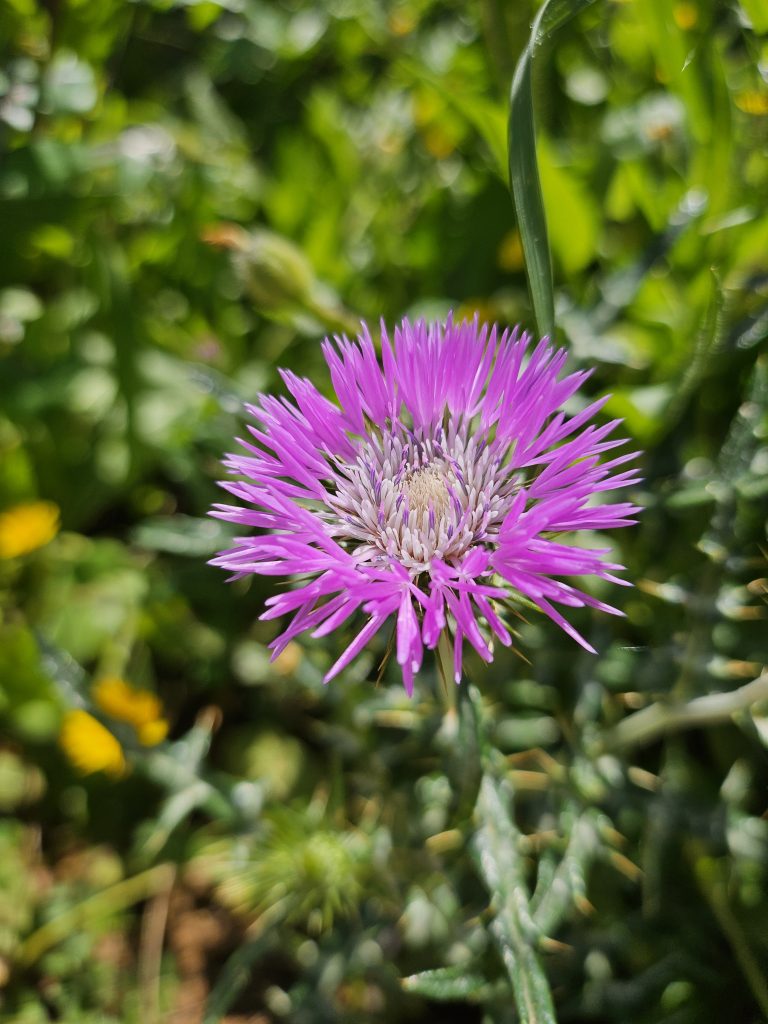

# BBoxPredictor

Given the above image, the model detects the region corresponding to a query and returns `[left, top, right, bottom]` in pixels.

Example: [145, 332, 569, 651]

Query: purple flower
[211, 316, 640, 694]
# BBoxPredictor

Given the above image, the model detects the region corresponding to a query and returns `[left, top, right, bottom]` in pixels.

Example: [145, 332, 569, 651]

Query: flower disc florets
[327, 422, 518, 574]
[211, 316, 641, 694]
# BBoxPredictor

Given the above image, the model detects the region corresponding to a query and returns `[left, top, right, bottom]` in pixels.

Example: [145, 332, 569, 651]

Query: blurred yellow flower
[92, 677, 168, 746]
[422, 126, 456, 159]
[672, 2, 698, 30]
[456, 299, 497, 326]
[388, 6, 417, 36]
[0, 501, 59, 559]
[497, 230, 525, 272]
[137, 719, 169, 746]
[735, 91, 768, 116]
[60, 711, 126, 777]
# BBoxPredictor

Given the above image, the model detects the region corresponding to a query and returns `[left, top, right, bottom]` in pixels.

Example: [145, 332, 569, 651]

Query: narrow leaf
[203, 933, 272, 1024]
[531, 812, 600, 936]
[508, 0, 599, 340]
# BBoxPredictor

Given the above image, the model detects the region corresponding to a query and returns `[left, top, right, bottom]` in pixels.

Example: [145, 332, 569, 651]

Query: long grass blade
[509, 0, 599, 340]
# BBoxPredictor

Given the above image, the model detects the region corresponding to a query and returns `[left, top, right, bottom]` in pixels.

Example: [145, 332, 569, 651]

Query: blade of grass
[692, 852, 768, 1018]
[508, 0, 599, 340]
[202, 933, 272, 1024]
[19, 864, 175, 966]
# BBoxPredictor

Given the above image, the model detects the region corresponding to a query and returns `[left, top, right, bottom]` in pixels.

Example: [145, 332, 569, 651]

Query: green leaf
[34, 633, 89, 709]
[402, 963, 493, 1002]
[740, 0, 768, 33]
[0, 627, 62, 740]
[537, 138, 599, 275]
[90, 244, 140, 481]
[508, 0, 599, 340]
[131, 515, 237, 557]
[0, 287, 43, 323]
[605, 384, 674, 444]
[663, 270, 728, 429]
[531, 812, 600, 937]
[397, 59, 507, 178]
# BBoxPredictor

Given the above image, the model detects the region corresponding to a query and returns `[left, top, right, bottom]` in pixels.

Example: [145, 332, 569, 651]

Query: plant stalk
[601, 671, 768, 752]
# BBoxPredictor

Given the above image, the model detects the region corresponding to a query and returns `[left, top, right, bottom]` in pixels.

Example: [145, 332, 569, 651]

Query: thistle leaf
[402, 962, 493, 1002]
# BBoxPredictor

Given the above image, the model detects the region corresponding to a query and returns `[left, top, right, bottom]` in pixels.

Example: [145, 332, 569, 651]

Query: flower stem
[436, 629, 456, 689]
[450, 678, 557, 1022]
[473, 774, 557, 1023]
[692, 851, 768, 1018]
[435, 629, 458, 730]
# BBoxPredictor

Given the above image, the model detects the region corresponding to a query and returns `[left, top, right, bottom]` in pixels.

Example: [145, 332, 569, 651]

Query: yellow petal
[735, 91, 768, 116]
[497, 230, 525, 272]
[93, 677, 163, 728]
[672, 3, 698, 30]
[0, 502, 60, 559]
[60, 711, 126, 778]
[137, 719, 169, 747]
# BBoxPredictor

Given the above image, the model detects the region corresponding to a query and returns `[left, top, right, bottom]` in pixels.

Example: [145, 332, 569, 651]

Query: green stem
[436, 630, 456, 690]
[442, 640, 558, 1020]
[601, 671, 768, 753]
[473, 775, 557, 1023]
[19, 864, 175, 967]
[693, 853, 768, 1018]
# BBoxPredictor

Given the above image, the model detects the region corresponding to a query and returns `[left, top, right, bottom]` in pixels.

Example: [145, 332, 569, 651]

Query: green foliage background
[0, 0, 767, 1021]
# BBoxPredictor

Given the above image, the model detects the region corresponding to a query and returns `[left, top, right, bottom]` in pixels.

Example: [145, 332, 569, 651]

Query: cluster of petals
[211, 316, 641, 694]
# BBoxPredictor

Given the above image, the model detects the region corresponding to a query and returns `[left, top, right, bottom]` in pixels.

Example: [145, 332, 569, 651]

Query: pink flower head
[210, 316, 640, 694]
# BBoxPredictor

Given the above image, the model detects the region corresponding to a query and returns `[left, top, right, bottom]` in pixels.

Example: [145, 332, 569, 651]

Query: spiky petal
[211, 316, 641, 693]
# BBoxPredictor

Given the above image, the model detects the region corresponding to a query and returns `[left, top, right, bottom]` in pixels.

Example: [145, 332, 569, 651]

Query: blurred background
[1, 0, 767, 1021]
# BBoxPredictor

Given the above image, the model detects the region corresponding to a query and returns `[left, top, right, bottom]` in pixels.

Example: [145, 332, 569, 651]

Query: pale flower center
[326, 423, 520, 574]
[402, 463, 450, 519]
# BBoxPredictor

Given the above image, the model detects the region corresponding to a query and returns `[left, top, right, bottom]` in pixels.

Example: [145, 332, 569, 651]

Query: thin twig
[139, 865, 177, 1024]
